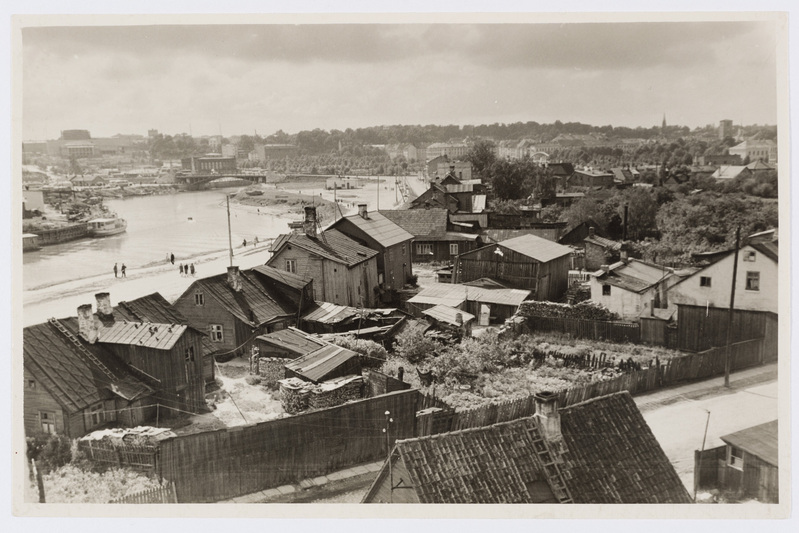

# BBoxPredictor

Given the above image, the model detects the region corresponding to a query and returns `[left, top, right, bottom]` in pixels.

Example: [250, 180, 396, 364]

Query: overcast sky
[21, 20, 779, 140]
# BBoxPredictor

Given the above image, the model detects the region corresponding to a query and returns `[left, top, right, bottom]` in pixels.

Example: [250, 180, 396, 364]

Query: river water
[22, 188, 292, 290]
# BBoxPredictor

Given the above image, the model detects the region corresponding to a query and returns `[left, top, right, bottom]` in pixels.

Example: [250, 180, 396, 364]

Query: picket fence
[78, 440, 159, 473]
[109, 482, 177, 504]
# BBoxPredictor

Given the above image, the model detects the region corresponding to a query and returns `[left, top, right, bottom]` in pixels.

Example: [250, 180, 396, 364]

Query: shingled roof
[379, 208, 449, 239]
[190, 270, 295, 326]
[251, 264, 310, 291]
[270, 229, 378, 267]
[330, 210, 413, 248]
[24, 320, 152, 413]
[364, 392, 691, 504]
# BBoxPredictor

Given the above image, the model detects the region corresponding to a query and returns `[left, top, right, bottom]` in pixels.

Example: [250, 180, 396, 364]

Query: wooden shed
[284, 344, 362, 384]
[453, 234, 572, 301]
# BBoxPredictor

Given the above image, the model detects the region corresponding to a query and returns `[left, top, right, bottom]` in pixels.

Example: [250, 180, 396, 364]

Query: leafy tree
[464, 140, 497, 178]
[561, 195, 607, 231]
[619, 188, 658, 240]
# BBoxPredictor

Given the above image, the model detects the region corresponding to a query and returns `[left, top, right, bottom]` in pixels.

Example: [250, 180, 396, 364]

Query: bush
[406, 274, 419, 287]
[244, 375, 262, 386]
[331, 336, 388, 369]
[518, 300, 620, 321]
[392, 328, 443, 364]
[26, 435, 73, 474]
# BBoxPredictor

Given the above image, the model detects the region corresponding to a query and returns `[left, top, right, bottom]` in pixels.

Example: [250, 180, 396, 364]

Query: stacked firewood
[258, 357, 286, 387]
[308, 375, 364, 410]
[278, 377, 314, 414]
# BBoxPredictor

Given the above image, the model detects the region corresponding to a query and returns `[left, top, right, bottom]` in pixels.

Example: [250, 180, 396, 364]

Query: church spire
[662, 113, 667, 131]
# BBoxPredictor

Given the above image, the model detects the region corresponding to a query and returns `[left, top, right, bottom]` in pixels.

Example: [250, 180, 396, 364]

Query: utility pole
[384, 410, 394, 502]
[694, 409, 711, 501]
[226, 194, 234, 267]
[376, 175, 380, 211]
[724, 226, 741, 388]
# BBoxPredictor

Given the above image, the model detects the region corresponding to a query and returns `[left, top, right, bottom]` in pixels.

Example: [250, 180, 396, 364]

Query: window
[728, 446, 744, 471]
[89, 403, 105, 427]
[40, 412, 56, 434]
[27, 379, 36, 389]
[449, 243, 459, 255]
[185, 346, 195, 362]
[285, 259, 297, 274]
[602, 284, 611, 296]
[746, 271, 760, 291]
[210, 324, 224, 342]
[194, 291, 204, 305]
[401, 243, 406, 256]
[744, 251, 756, 262]
[700, 276, 712, 287]
[417, 243, 433, 256]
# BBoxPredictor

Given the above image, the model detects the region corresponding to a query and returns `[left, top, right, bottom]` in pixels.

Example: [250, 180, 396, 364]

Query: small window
[89, 403, 105, 427]
[401, 243, 406, 256]
[744, 251, 756, 262]
[210, 324, 224, 342]
[745, 271, 760, 291]
[417, 243, 433, 256]
[194, 291, 204, 306]
[27, 379, 36, 389]
[602, 284, 611, 296]
[700, 276, 711, 287]
[185, 346, 195, 362]
[450, 243, 459, 255]
[40, 412, 56, 434]
[285, 259, 297, 274]
[728, 446, 744, 471]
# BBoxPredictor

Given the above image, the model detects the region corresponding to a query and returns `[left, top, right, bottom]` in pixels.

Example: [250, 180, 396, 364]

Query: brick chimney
[534, 391, 562, 442]
[227, 266, 243, 292]
[588, 226, 595, 238]
[77, 304, 98, 344]
[95, 292, 113, 317]
[600, 264, 609, 273]
[358, 204, 369, 219]
[303, 206, 317, 239]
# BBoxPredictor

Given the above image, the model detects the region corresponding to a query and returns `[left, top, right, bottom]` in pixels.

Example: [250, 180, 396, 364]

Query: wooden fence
[158, 389, 419, 503]
[110, 482, 177, 504]
[418, 337, 770, 436]
[677, 305, 777, 353]
[78, 440, 159, 473]
[523, 315, 641, 344]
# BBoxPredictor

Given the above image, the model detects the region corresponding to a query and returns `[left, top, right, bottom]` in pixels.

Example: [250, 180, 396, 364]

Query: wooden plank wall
[677, 304, 774, 352]
[525, 315, 641, 344]
[158, 389, 419, 502]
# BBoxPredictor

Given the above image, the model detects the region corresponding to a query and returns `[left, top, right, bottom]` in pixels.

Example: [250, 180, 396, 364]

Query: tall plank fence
[110, 482, 177, 504]
[419, 337, 770, 435]
[78, 440, 159, 473]
[158, 389, 418, 503]
[522, 315, 641, 343]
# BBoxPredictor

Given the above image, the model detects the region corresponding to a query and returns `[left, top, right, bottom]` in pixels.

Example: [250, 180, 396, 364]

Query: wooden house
[453, 234, 572, 301]
[363, 391, 692, 503]
[267, 207, 380, 308]
[406, 283, 530, 326]
[583, 234, 622, 271]
[409, 183, 459, 213]
[328, 205, 414, 296]
[250, 264, 315, 317]
[568, 169, 614, 189]
[173, 266, 297, 359]
[380, 208, 483, 263]
[23, 319, 153, 438]
[697, 421, 778, 503]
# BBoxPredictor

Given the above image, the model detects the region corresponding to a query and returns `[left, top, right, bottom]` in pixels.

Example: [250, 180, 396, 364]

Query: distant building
[568, 169, 615, 189]
[729, 139, 778, 163]
[61, 129, 91, 141]
[436, 161, 472, 181]
[250, 144, 299, 161]
[697, 154, 742, 166]
[426, 142, 469, 160]
[181, 155, 237, 173]
[719, 119, 734, 140]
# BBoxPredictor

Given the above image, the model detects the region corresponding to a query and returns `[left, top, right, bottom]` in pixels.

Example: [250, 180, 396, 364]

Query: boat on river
[245, 190, 264, 196]
[87, 215, 127, 237]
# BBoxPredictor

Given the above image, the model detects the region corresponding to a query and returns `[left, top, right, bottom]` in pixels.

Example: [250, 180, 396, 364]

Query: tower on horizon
[661, 113, 667, 132]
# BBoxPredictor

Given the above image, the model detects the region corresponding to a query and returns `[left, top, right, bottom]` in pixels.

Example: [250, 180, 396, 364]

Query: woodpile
[257, 357, 286, 387]
[308, 375, 364, 410]
[518, 300, 618, 321]
[278, 377, 314, 414]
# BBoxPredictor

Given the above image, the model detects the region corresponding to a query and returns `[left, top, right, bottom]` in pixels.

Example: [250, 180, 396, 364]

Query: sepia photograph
[8, 5, 792, 523]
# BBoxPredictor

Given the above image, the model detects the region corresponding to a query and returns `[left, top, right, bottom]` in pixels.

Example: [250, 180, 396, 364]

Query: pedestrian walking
[170, 253, 175, 265]
[190, 263, 195, 276]
[179, 264, 184, 276]
[113, 263, 118, 278]
[166, 252, 170, 263]
[254, 236, 259, 247]
[242, 238, 247, 247]
[121, 264, 127, 278]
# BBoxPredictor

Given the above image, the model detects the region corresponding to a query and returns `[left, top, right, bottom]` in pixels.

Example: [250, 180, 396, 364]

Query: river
[22, 188, 292, 291]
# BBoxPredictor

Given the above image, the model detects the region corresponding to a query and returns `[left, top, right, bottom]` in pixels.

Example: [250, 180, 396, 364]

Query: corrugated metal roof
[333, 211, 413, 248]
[301, 301, 397, 324]
[251, 264, 309, 290]
[256, 327, 326, 356]
[712, 165, 748, 180]
[584, 236, 622, 251]
[499, 234, 572, 262]
[271, 229, 378, 266]
[484, 228, 562, 244]
[423, 305, 475, 326]
[284, 344, 360, 383]
[407, 284, 530, 308]
[98, 322, 188, 350]
[444, 184, 475, 193]
[721, 420, 778, 466]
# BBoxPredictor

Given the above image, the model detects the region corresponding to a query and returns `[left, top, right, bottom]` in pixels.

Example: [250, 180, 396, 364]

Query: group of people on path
[113, 262, 127, 278]
[241, 236, 259, 248]
[179, 263, 196, 277]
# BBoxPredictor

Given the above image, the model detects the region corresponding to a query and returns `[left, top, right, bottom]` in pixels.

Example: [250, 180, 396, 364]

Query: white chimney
[227, 266, 243, 292]
[303, 206, 317, 239]
[77, 304, 98, 344]
[95, 292, 113, 317]
[358, 204, 368, 219]
[588, 226, 595, 238]
[600, 264, 609, 273]
[534, 391, 561, 442]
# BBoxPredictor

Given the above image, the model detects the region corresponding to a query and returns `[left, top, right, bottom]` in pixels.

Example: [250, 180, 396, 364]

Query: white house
[668, 242, 778, 315]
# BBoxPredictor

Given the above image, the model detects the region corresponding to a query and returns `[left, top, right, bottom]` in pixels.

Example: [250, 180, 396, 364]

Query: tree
[561, 195, 607, 231]
[464, 140, 497, 178]
[620, 188, 658, 240]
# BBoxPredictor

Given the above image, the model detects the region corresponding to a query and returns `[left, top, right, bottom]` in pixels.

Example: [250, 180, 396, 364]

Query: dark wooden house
[409, 183, 459, 213]
[363, 391, 692, 503]
[283, 344, 362, 384]
[250, 264, 315, 317]
[453, 234, 572, 301]
[328, 204, 414, 296]
[173, 266, 297, 359]
[267, 207, 380, 308]
[380, 208, 483, 263]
